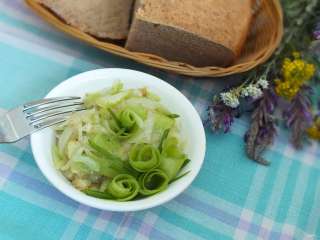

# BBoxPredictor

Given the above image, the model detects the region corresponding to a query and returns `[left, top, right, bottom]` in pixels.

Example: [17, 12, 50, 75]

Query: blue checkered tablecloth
[0, 1, 320, 239]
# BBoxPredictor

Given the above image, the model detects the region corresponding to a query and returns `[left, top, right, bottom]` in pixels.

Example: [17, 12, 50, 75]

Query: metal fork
[0, 97, 86, 143]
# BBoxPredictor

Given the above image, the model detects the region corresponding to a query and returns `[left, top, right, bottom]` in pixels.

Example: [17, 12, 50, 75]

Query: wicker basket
[25, 0, 283, 77]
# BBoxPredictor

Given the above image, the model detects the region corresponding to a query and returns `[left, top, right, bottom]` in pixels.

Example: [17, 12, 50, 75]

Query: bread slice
[126, 0, 253, 67]
[37, 0, 134, 39]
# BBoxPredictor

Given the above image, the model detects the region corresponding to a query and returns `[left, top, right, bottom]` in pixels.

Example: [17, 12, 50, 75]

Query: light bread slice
[37, 0, 134, 39]
[126, 0, 253, 67]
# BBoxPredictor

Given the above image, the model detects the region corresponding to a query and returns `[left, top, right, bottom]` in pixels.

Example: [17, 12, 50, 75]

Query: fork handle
[0, 110, 14, 143]
[0, 114, 8, 143]
[0, 130, 7, 143]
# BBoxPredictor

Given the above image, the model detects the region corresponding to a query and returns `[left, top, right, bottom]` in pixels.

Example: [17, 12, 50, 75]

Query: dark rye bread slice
[126, 0, 253, 67]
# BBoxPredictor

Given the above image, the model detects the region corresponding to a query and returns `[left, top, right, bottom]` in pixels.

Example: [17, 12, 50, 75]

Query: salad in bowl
[31, 68, 205, 211]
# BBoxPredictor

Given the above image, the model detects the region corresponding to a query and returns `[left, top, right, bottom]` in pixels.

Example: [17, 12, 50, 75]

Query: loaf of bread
[126, 0, 253, 67]
[37, 0, 134, 39]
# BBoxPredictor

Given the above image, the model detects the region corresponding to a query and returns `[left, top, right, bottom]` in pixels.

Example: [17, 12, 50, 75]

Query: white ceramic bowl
[31, 68, 206, 211]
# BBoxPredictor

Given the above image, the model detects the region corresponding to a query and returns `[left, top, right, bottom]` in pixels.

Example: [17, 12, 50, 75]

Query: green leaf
[170, 171, 191, 184]
[83, 189, 114, 200]
[167, 114, 180, 119]
[180, 158, 191, 170]
[158, 129, 170, 152]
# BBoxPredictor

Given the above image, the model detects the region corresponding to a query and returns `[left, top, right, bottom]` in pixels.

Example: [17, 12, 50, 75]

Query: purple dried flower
[313, 30, 320, 40]
[245, 89, 278, 165]
[313, 22, 320, 40]
[310, 21, 320, 56]
[283, 85, 313, 149]
[207, 98, 239, 133]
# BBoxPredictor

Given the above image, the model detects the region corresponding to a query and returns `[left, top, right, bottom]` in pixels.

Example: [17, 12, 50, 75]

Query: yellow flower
[292, 51, 301, 59]
[307, 118, 320, 140]
[275, 52, 315, 100]
[275, 79, 300, 100]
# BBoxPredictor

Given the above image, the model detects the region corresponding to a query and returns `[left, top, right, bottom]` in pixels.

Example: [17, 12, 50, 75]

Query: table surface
[0, 1, 320, 239]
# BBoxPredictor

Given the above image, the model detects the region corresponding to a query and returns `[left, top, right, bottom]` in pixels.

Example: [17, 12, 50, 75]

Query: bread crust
[126, 18, 236, 67]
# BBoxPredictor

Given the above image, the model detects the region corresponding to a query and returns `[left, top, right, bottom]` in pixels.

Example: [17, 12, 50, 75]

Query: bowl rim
[30, 68, 206, 211]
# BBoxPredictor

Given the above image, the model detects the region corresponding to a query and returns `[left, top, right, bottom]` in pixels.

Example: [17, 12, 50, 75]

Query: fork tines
[23, 97, 86, 130]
